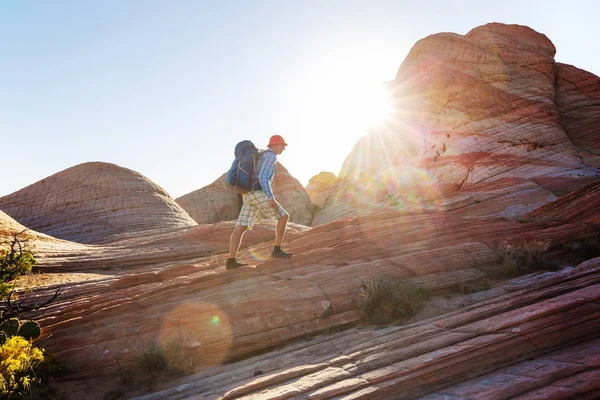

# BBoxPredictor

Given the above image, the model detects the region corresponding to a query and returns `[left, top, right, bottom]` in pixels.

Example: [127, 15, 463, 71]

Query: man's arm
[257, 151, 277, 200]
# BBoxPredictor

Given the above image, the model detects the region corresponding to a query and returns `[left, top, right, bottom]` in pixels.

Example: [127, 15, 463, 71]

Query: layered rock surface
[31, 190, 600, 399]
[0, 162, 197, 244]
[313, 23, 600, 225]
[132, 260, 600, 400]
[176, 164, 314, 226]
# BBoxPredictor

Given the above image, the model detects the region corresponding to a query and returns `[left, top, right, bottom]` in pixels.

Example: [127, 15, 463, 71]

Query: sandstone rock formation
[312, 23, 600, 225]
[31, 187, 600, 399]
[556, 63, 600, 158]
[176, 172, 243, 225]
[176, 163, 314, 226]
[1, 210, 31, 238]
[521, 179, 600, 225]
[0, 162, 197, 244]
[305, 172, 339, 209]
[132, 261, 600, 399]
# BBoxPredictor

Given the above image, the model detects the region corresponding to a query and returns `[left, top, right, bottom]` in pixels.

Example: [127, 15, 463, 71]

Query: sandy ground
[15, 271, 115, 289]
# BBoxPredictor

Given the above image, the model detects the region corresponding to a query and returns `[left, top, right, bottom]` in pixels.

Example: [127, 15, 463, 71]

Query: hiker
[226, 135, 294, 269]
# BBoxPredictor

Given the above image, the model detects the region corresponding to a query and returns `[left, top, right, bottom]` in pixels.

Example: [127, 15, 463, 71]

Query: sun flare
[280, 42, 401, 183]
[356, 84, 395, 129]
[285, 43, 398, 137]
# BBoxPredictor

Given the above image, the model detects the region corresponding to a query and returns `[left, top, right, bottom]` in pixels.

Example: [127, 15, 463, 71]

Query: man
[226, 135, 293, 269]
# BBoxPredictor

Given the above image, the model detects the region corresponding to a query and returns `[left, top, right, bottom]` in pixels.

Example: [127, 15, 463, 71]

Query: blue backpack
[225, 140, 264, 194]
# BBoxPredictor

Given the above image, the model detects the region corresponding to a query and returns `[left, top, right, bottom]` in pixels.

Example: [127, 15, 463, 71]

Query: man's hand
[269, 199, 278, 208]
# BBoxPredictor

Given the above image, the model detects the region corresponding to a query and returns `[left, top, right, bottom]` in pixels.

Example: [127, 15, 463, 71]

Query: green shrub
[358, 276, 429, 325]
[0, 234, 36, 300]
[0, 318, 20, 337]
[18, 321, 41, 341]
[0, 319, 43, 342]
[0, 336, 46, 398]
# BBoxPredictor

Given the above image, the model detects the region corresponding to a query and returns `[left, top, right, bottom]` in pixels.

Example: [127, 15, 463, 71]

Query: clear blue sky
[2, 1, 599, 199]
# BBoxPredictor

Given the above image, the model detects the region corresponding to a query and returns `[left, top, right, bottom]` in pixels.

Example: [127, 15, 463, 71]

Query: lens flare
[248, 245, 271, 262]
[158, 301, 233, 368]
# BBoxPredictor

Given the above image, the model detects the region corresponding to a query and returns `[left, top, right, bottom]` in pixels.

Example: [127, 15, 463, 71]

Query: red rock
[0, 162, 197, 244]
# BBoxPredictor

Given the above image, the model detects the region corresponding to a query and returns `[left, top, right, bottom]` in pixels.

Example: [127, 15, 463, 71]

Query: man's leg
[274, 213, 288, 246]
[228, 224, 249, 259]
[272, 213, 293, 258]
[228, 195, 255, 269]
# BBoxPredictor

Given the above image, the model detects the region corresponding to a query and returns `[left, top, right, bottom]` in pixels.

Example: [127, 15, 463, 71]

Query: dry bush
[487, 241, 555, 279]
[358, 276, 429, 325]
[564, 231, 600, 263]
[134, 340, 188, 382]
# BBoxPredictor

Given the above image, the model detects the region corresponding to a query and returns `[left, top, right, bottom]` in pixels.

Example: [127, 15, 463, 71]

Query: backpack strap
[251, 150, 267, 191]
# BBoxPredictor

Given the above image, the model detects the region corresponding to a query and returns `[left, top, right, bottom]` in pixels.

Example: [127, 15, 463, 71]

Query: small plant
[0, 231, 36, 300]
[135, 340, 187, 382]
[0, 318, 20, 337]
[358, 276, 429, 325]
[321, 304, 333, 319]
[487, 241, 554, 279]
[0, 336, 46, 398]
[18, 320, 42, 341]
[0, 318, 42, 342]
[564, 231, 600, 263]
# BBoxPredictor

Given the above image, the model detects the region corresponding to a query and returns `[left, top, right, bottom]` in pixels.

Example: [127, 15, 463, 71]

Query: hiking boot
[271, 249, 293, 259]
[226, 259, 248, 269]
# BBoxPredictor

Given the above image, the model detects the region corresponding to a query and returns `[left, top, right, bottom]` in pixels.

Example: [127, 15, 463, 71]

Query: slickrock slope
[176, 164, 314, 226]
[33, 207, 599, 399]
[556, 62, 600, 158]
[0, 162, 197, 244]
[133, 260, 600, 400]
[21, 221, 308, 273]
[521, 179, 600, 225]
[313, 23, 600, 225]
[1, 209, 35, 238]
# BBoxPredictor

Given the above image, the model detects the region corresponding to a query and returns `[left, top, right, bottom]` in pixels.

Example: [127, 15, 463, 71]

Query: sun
[353, 84, 394, 129]
[284, 43, 397, 138]
[279, 42, 399, 184]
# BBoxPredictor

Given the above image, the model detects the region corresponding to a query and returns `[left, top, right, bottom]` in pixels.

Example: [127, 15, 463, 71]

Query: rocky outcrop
[314, 23, 600, 225]
[132, 261, 600, 399]
[0, 210, 30, 238]
[176, 164, 314, 226]
[0, 162, 197, 244]
[556, 62, 600, 158]
[305, 172, 338, 209]
[521, 179, 600, 225]
[35, 206, 599, 394]
[175, 172, 241, 225]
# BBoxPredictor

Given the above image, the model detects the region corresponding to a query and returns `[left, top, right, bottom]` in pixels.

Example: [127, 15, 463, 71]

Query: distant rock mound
[176, 163, 314, 226]
[305, 171, 338, 209]
[316, 23, 600, 225]
[0, 162, 197, 244]
[176, 172, 240, 225]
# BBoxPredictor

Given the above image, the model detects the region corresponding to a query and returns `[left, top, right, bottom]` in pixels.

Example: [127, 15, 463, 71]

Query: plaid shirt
[256, 149, 277, 200]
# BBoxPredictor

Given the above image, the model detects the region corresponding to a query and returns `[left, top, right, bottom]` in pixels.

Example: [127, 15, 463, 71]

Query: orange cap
[267, 135, 288, 148]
